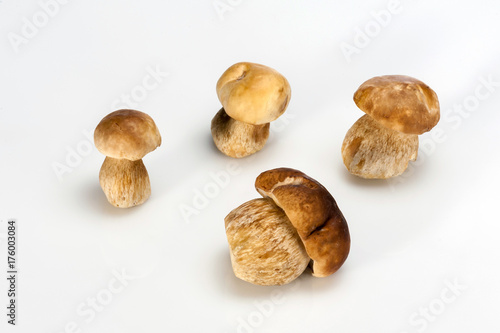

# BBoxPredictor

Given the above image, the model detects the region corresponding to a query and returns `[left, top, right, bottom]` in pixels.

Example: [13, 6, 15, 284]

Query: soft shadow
[83, 182, 144, 218]
[207, 132, 221, 154]
[340, 155, 434, 190]
[151, 130, 228, 200]
[306, 265, 350, 293]
[341, 167, 390, 189]
[212, 248, 346, 298]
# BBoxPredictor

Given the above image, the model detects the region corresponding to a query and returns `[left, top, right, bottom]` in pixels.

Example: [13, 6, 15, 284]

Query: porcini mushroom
[94, 109, 161, 208]
[225, 168, 350, 286]
[341, 75, 440, 179]
[211, 62, 291, 158]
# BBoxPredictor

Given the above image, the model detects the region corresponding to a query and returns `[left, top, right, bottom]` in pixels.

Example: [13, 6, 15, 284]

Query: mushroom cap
[216, 62, 291, 125]
[255, 168, 350, 278]
[94, 109, 161, 160]
[354, 75, 440, 134]
[341, 114, 419, 179]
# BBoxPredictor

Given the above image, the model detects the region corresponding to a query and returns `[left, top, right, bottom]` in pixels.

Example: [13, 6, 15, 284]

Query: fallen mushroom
[225, 168, 350, 286]
[211, 62, 291, 158]
[94, 109, 161, 208]
[341, 75, 440, 179]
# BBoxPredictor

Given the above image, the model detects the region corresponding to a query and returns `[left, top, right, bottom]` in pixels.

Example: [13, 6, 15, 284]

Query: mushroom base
[341, 115, 419, 179]
[225, 198, 310, 286]
[99, 157, 151, 208]
[211, 108, 270, 158]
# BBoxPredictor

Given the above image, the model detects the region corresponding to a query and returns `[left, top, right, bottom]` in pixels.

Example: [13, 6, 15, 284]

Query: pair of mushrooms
[94, 62, 289, 208]
[209, 65, 441, 181]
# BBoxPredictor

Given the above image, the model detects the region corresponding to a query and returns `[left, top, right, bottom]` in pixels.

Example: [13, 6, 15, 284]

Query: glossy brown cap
[255, 168, 350, 278]
[354, 75, 440, 134]
[94, 109, 161, 161]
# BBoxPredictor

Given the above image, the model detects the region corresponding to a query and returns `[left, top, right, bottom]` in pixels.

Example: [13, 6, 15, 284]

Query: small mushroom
[225, 168, 350, 286]
[94, 109, 161, 208]
[341, 75, 440, 179]
[211, 62, 291, 158]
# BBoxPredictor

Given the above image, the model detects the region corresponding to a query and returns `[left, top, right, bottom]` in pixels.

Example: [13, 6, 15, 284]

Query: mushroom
[341, 75, 440, 179]
[94, 109, 161, 208]
[211, 62, 291, 158]
[225, 168, 350, 286]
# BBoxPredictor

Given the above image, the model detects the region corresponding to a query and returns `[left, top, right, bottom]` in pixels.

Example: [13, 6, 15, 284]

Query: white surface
[1, 0, 500, 332]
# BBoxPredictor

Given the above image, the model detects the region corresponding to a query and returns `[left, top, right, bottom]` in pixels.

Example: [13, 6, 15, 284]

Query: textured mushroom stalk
[341, 115, 418, 179]
[211, 108, 270, 158]
[99, 157, 151, 208]
[225, 198, 309, 286]
[212, 62, 291, 158]
[224, 168, 350, 285]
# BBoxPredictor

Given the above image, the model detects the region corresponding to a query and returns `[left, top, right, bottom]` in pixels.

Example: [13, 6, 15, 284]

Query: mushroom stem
[211, 108, 270, 158]
[341, 115, 419, 179]
[99, 157, 151, 208]
[225, 198, 310, 286]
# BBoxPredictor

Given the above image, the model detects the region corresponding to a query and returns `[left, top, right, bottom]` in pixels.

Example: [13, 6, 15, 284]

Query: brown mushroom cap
[354, 75, 440, 134]
[255, 168, 350, 278]
[216, 62, 291, 125]
[94, 109, 161, 161]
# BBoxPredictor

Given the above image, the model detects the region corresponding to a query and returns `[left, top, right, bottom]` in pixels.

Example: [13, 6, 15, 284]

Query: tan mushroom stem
[225, 198, 310, 286]
[99, 157, 151, 208]
[341, 114, 419, 179]
[211, 108, 270, 158]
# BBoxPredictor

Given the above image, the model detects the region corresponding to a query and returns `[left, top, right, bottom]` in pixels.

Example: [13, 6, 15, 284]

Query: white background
[1, 0, 500, 332]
